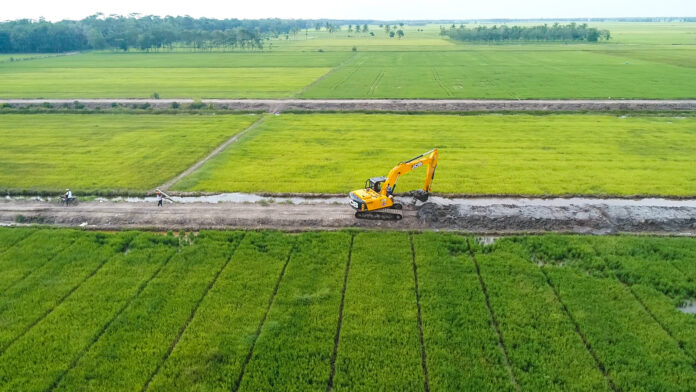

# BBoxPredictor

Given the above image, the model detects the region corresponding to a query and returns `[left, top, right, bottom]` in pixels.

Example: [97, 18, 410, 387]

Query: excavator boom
[382, 149, 438, 197]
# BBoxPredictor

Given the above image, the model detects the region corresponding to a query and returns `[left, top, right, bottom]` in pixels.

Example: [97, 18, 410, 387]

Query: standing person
[63, 189, 73, 205]
[156, 191, 163, 207]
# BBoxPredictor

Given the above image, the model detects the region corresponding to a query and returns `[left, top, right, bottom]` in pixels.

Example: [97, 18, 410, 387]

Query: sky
[3, 0, 695, 22]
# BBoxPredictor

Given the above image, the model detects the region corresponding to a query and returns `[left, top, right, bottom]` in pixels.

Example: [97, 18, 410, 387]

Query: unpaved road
[2, 99, 696, 112]
[2, 197, 694, 235]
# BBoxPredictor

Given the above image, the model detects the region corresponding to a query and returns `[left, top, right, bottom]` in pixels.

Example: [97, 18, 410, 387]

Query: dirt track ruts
[1, 198, 694, 235]
[158, 116, 265, 191]
[2, 99, 696, 112]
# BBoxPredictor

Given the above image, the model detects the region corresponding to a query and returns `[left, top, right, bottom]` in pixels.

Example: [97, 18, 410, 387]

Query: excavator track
[353, 203, 404, 221]
[355, 209, 403, 221]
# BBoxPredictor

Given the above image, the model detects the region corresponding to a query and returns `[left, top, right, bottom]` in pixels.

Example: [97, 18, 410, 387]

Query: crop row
[1, 228, 696, 390]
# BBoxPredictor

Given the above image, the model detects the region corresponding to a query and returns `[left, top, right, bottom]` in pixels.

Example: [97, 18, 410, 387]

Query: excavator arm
[381, 149, 438, 197]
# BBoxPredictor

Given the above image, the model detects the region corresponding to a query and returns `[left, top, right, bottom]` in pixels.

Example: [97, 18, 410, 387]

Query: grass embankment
[1, 228, 696, 390]
[174, 113, 696, 197]
[0, 113, 259, 194]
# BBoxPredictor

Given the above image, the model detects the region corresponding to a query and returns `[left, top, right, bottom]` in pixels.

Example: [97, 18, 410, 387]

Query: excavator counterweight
[349, 149, 438, 220]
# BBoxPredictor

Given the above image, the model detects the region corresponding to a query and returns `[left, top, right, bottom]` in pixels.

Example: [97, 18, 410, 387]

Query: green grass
[0, 53, 65, 63]
[544, 269, 696, 390]
[0, 232, 135, 353]
[474, 243, 610, 390]
[237, 232, 350, 391]
[333, 232, 424, 391]
[0, 232, 177, 392]
[53, 232, 241, 391]
[300, 49, 696, 98]
[413, 233, 513, 391]
[0, 229, 81, 292]
[592, 22, 696, 45]
[174, 113, 696, 196]
[0, 113, 259, 193]
[2, 228, 696, 390]
[0, 52, 344, 99]
[146, 231, 293, 391]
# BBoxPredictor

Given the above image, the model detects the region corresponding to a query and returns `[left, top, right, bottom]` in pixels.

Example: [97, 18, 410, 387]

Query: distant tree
[399, 22, 404, 27]
[0, 31, 11, 52]
[0, 16, 425, 53]
[369, 32, 375, 36]
[86, 29, 107, 49]
[397, 29, 404, 39]
[389, 31, 395, 38]
[441, 23, 610, 43]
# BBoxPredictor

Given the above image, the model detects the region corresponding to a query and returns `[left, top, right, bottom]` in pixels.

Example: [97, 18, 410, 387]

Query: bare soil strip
[3, 99, 696, 112]
[159, 116, 266, 191]
[2, 196, 692, 235]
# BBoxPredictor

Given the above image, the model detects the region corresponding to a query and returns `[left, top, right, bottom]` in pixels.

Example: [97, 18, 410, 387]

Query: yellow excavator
[349, 149, 438, 220]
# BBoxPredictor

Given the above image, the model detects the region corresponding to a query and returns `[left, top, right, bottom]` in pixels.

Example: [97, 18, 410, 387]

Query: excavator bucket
[410, 190, 430, 202]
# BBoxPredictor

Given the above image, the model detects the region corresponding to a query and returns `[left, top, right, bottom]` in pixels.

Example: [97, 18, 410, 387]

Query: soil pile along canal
[1, 195, 694, 235]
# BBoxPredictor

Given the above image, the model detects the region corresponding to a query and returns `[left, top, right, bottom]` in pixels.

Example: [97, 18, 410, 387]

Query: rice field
[299, 49, 696, 99]
[174, 113, 696, 197]
[0, 52, 346, 99]
[0, 113, 259, 193]
[1, 23, 695, 99]
[1, 228, 695, 391]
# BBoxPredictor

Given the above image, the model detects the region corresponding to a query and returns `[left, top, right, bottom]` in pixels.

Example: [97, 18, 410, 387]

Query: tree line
[441, 23, 611, 42]
[0, 15, 344, 53]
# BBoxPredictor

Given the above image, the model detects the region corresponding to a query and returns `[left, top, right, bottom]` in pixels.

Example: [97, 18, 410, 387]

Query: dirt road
[2, 197, 694, 235]
[2, 99, 696, 112]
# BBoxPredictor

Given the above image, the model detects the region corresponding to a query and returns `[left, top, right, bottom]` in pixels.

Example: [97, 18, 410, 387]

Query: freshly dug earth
[1, 197, 694, 235]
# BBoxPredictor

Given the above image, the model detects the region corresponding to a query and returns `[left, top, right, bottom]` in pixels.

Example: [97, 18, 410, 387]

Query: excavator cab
[366, 176, 388, 193]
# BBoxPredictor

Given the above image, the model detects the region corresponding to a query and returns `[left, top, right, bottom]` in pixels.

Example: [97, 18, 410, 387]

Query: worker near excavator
[62, 189, 75, 205]
[156, 191, 163, 207]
